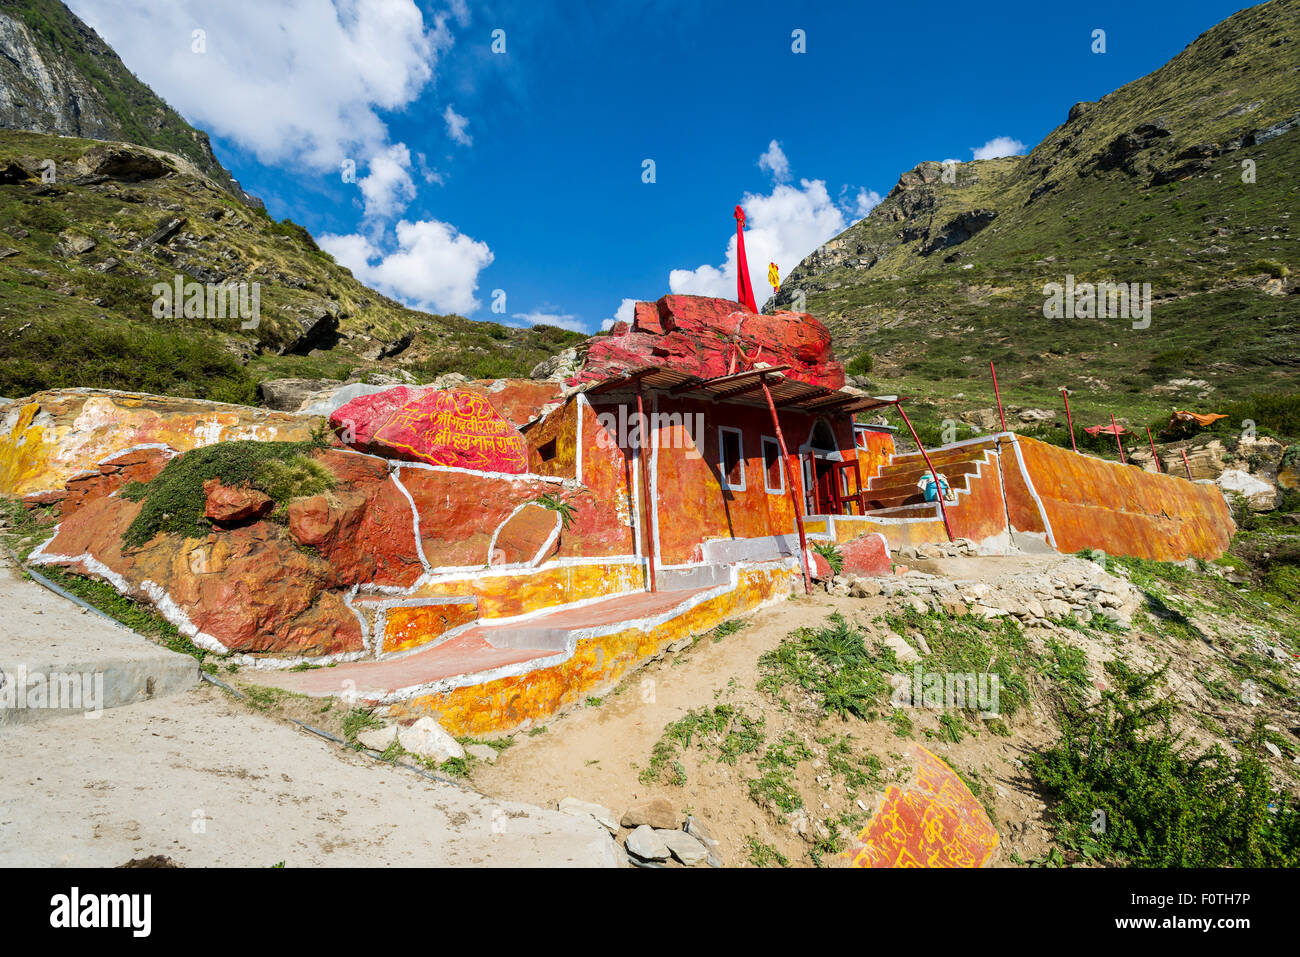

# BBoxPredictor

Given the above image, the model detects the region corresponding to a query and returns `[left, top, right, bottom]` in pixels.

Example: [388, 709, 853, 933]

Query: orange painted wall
[595, 395, 856, 565]
[855, 428, 895, 481]
[1008, 436, 1235, 560]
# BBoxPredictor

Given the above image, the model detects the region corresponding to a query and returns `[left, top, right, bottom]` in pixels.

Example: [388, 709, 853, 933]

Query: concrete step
[876, 446, 992, 478]
[867, 461, 984, 496]
[0, 564, 201, 726]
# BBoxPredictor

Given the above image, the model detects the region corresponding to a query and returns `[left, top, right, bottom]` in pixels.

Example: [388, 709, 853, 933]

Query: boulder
[531, 347, 583, 382]
[258, 378, 343, 412]
[0, 389, 320, 498]
[621, 798, 677, 830]
[808, 549, 833, 580]
[684, 816, 723, 867]
[1217, 468, 1278, 511]
[75, 144, 173, 182]
[330, 387, 529, 473]
[285, 450, 423, 589]
[396, 717, 465, 763]
[661, 829, 709, 865]
[625, 825, 671, 861]
[203, 479, 274, 523]
[56, 446, 172, 518]
[839, 533, 891, 577]
[36, 495, 365, 656]
[569, 294, 844, 390]
[558, 798, 617, 833]
[491, 502, 562, 566]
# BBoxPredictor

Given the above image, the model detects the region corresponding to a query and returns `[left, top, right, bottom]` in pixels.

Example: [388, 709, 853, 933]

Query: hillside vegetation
[0, 130, 582, 404]
[774, 0, 1300, 446]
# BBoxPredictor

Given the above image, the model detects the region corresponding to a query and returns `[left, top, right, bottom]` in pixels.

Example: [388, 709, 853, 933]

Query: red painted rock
[398, 466, 554, 567]
[840, 533, 891, 577]
[287, 450, 423, 589]
[569, 294, 845, 390]
[58, 446, 172, 518]
[174, 523, 362, 656]
[491, 503, 561, 566]
[331, 388, 528, 473]
[203, 479, 274, 523]
[845, 745, 998, 868]
[35, 467, 364, 657]
[809, 549, 833, 580]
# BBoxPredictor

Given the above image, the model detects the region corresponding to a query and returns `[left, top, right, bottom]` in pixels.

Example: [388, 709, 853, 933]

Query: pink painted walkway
[247, 586, 711, 698]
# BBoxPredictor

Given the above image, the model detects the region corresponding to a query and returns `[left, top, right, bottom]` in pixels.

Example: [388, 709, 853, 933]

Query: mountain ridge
[771, 0, 1299, 443]
[0, 0, 259, 206]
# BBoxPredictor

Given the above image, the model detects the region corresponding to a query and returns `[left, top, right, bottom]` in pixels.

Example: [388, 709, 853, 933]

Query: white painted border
[486, 502, 563, 569]
[1005, 435, 1059, 551]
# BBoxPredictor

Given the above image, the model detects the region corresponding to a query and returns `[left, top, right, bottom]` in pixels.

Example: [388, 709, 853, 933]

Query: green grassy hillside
[774, 0, 1300, 446]
[0, 130, 582, 404]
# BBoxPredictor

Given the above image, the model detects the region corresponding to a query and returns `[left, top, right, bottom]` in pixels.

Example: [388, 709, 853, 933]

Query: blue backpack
[919, 475, 950, 502]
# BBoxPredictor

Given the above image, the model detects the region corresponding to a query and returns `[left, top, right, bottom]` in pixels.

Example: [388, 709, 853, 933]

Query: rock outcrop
[330, 387, 529, 473]
[0, 1, 258, 204]
[569, 294, 844, 390]
[0, 389, 321, 500]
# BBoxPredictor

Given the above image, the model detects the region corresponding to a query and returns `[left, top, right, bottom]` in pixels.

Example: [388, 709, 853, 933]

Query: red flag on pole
[734, 205, 759, 312]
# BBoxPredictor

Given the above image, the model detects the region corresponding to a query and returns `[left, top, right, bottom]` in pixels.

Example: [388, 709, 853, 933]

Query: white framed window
[762, 436, 784, 494]
[718, 426, 746, 491]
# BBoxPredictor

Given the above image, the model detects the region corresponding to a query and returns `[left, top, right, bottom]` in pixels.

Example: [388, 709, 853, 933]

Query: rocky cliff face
[0, 0, 258, 205]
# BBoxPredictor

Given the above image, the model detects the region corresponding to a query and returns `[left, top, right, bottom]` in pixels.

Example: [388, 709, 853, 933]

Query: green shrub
[813, 541, 843, 575]
[1213, 393, 1300, 442]
[845, 352, 874, 376]
[1145, 347, 1205, 377]
[0, 316, 257, 404]
[1032, 679, 1300, 866]
[121, 439, 331, 546]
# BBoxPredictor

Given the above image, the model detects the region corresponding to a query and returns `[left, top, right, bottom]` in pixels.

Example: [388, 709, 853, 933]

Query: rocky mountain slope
[0, 130, 582, 405]
[0, 0, 583, 406]
[774, 0, 1300, 445]
[0, 0, 256, 205]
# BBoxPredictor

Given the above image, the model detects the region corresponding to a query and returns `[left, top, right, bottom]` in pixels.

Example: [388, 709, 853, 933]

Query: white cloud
[444, 105, 472, 146]
[600, 298, 638, 331]
[320, 219, 493, 315]
[669, 178, 847, 308]
[852, 188, 882, 221]
[415, 152, 445, 185]
[757, 140, 790, 182]
[511, 309, 588, 333]
[971, 136, 1026, 160]
[358, 143, 417, 220]
[68, 0, 452, 173]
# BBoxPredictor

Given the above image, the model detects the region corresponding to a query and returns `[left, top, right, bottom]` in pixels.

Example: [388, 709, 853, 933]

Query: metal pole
[1181, 448, 1194, 481]
[760, 376, 812, 594]
[1110, 413, 1127, 464]
[635, 384, 657, 593]
[1062, 388, 1078, 453]
[893, 402, 955, 542]
[990, 361, 1007, 432]
[1146, 427, 1162, 473]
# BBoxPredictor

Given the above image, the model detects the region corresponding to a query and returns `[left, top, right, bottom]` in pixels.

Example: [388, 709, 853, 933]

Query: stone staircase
[862, 442, 996, 519]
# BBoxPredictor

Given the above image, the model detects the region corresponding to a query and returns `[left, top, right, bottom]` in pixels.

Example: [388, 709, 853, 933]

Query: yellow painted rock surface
[0, 389, 321, 498]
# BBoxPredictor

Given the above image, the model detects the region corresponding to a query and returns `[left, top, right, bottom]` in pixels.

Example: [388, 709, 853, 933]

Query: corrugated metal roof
[582, 364, 899, 415]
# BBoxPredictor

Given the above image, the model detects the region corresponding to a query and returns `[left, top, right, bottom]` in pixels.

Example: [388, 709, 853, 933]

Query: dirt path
[0, 551, 618, 868]
[472, 578, 1062, 868]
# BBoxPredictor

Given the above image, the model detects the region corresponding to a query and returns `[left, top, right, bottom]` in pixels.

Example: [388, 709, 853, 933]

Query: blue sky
[70, 0, 1258, 332]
